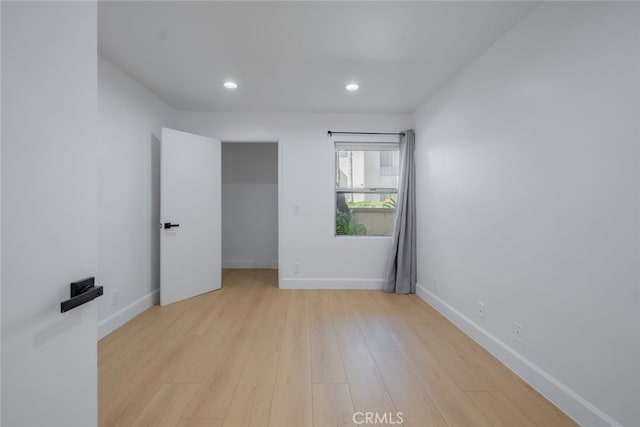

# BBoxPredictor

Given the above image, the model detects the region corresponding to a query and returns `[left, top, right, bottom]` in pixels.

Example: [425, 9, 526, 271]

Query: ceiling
[98, 1, 538, 114]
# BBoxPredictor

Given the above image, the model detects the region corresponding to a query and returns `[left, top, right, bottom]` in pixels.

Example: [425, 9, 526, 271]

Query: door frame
[221, 138, 282, 288]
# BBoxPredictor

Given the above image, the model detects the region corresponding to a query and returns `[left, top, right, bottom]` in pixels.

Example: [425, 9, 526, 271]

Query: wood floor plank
[283, 290, 309, 329]
[99, 305, 182, 374]
[308, 291, 347, 384]
[131, 383, 198, 427]
[100, 326, 180, 406]
[327, 291, 367, 347]
[408, 321, 497, 392]
[168, 283, 250, 384]
[189, 280, 240, 336]
[117, 293, 211, 358]
[344, 291, 398, 352]
[99, 349, 147, 409]
[312, 384, 355, 427]
[466, 391, 536, 427]
[99, 332, 198, 426]
[99, 307, 160, 366]
[167, 323, 233, 385]
[222, 351, 280, 427]
[268, 327, 313, 427]
[492, 375, 577, 427]
[372, 351, 448, 427]
[182, 284, 276, 418]
[386, 319, 492, 427]
[339, 343, 397, 415]
[251, 290, 291, 352]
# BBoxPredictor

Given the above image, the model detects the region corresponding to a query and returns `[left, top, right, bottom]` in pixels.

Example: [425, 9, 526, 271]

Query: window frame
[334, 140, 400, 237]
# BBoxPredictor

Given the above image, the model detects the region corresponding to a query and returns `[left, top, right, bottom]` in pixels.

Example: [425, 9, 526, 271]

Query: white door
[2, 2, 99, 426]
[160, 128, 222, 305]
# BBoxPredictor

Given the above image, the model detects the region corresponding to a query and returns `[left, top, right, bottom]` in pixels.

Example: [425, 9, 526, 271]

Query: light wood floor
[98, 269, 576, 427]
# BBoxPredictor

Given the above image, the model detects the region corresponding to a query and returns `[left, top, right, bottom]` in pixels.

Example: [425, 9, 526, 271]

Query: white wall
[1, 2, 98, 425]
[176, 112, 412, 289]
[222, 143, 278, 269]
[97, 57, 175, 338]
[413, 2, 639, 426]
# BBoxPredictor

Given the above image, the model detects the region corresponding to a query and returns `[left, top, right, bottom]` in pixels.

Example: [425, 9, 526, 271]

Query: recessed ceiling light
[223, 81, 238, 89]
[345, 83, 359, 91]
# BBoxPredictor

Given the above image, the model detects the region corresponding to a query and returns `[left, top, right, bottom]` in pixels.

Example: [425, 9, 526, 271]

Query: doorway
[221, 142, 279, 273]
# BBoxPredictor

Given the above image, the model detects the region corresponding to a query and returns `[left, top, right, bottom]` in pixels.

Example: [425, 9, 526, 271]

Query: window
[335, 142, 399, 236]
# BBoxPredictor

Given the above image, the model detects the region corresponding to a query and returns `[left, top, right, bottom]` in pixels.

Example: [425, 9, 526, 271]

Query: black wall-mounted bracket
[60, 277, 103, 313]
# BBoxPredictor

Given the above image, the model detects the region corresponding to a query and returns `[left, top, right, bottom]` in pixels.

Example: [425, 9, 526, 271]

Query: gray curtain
[385, 129, 416, 294]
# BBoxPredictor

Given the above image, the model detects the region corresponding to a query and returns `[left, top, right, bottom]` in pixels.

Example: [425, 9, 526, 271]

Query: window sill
[334, 234, 393, 239]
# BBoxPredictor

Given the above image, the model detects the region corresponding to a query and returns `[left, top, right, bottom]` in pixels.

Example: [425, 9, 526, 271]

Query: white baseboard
[222, 260, 278, 269]
[98, 288, 159, 340]
[280, 277, 385, 290]
[222, 259, 255, 269]
[253, 262, 278, 269]
[415, 283, 622, 427]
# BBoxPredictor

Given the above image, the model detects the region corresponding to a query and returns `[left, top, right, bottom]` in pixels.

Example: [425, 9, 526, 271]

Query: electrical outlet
[112, 288, 120, 307]
[293, 204, 300, 215]
[477, 301, 486, 319]
[513, 322, 524, 343]
[293, 263, 302, 274]
[433, 278, 439, 293]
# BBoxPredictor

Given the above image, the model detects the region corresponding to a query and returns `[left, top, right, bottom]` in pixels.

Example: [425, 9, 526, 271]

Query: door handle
[164, 222, 180, 229]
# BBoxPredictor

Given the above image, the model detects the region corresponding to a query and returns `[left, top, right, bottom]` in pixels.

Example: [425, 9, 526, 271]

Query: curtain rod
[327, 130, 405, 137]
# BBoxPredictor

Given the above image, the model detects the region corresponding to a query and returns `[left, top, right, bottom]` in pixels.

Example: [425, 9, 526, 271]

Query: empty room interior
[1, 1, 639, 427]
